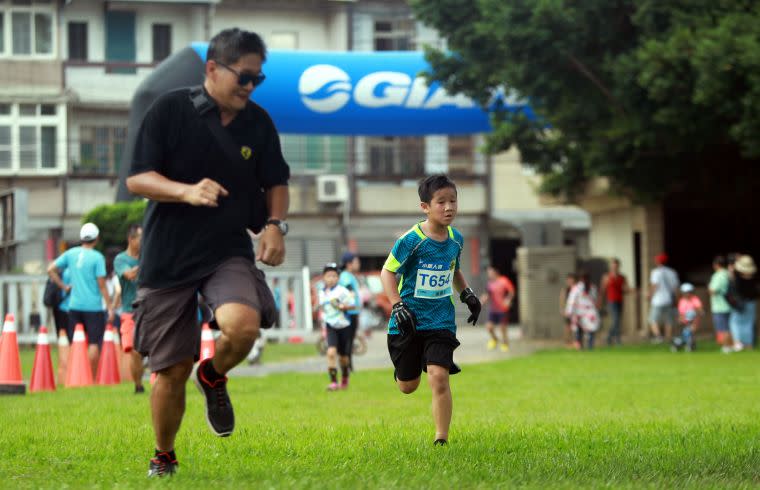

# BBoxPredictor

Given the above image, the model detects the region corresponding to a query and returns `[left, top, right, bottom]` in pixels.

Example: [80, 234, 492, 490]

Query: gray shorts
[133, 257, 276, 372]
[649, 305, 677, 326]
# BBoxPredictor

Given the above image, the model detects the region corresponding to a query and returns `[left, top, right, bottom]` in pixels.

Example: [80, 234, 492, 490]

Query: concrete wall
[356, 181, 487, 214]
[517, 246, 576, 339]
[583, 191, 666, 337]
[213, 5, 346, 51]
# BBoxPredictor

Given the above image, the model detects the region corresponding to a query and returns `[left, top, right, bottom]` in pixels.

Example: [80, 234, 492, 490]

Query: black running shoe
[148, 452, 178, 477]
[135, 385, 145, 394]
[193, 359, 235, 437]
[434, 439, 448, 446]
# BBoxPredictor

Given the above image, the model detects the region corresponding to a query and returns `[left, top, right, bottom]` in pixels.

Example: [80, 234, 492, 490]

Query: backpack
[42, 278, 61, 307]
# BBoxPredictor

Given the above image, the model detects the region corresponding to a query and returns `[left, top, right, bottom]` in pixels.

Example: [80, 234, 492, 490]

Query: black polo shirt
[130, 87, 290, 289]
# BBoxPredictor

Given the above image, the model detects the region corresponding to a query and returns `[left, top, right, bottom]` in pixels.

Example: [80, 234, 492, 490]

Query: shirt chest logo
[240, 146, 252, 160]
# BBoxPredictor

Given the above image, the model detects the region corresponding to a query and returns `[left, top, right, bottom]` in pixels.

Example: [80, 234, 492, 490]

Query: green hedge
[81, 200, 146, 253]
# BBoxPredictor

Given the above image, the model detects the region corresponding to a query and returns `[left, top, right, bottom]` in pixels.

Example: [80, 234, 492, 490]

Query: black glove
[460, 288, 481, 325]
[392, 301, 417, 336]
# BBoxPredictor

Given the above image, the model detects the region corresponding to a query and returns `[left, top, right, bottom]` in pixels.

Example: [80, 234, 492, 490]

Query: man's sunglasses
[216, 61, 266, 87]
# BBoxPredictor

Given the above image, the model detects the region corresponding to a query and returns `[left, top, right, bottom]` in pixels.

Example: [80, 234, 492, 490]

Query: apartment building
[0, 0, 589, 310]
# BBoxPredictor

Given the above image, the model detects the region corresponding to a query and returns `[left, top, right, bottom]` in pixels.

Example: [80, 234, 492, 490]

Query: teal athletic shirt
[383, 223, 464, 334]
[54, 246, 106, 312]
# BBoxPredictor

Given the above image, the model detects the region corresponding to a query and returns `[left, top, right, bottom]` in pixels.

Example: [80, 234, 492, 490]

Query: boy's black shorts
[387, 329, 461, 381]
[326, 323, 356, 356]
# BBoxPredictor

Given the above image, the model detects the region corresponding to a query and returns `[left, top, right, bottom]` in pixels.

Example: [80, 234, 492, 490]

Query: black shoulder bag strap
[188, 86, 267, 233]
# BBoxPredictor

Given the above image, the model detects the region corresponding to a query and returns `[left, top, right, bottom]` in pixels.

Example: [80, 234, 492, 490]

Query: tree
[410, 0, 760, 202]
[81, 200, 146, 253]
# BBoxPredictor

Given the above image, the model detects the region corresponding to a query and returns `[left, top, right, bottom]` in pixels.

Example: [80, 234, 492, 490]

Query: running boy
[380, 174, 481, 446]
[318, 263, 355, 391]
[480, 265, 515, 352]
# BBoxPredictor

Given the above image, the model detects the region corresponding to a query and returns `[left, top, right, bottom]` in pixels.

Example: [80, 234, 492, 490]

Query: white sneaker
[721, 346, 733, 354]
[733, 344, 744, 352]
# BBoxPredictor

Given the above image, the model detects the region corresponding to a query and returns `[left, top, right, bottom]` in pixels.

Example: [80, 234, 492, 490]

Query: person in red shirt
[600, 258, 629, 345]
[480, 265, 515, 352]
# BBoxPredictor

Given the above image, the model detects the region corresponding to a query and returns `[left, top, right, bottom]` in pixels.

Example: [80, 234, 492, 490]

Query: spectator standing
[648, 253, 680, 343]
[47, 223, 114, 377]
[708, 255, 731, 349]
[727, 255, 758, 352]
[565, 271, 600, 350]
[114, 224, 144, 393]
[600, 258, 629, 345]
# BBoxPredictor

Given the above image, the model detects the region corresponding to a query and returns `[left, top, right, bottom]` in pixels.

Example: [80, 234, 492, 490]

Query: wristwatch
[265, 218, 289, 236]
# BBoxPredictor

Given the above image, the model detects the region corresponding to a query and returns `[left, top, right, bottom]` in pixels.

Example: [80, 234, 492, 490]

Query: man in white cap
[47, 222, 114, 376]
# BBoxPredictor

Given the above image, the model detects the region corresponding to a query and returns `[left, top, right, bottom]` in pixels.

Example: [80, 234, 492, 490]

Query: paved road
[230, 326, 554, 377]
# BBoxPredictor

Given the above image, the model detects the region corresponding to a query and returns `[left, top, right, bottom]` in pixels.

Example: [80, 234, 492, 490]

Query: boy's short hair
[126, 223, 142, 240]
[418, 174, 457, 203]
[207, 28, 267, 65]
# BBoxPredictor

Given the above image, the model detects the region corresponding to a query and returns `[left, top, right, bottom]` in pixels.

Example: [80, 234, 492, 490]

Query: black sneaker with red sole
[148, 452, 178, 477]
[193, 359, 235, 437]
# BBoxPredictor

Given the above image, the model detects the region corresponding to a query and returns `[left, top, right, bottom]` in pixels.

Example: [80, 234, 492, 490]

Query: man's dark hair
[127, 223, 142, 240]
[611, 258, 620, 266]
[714, 255, 727, 267]
[418, 174, 457, 203]
[207, 28, 267, 65]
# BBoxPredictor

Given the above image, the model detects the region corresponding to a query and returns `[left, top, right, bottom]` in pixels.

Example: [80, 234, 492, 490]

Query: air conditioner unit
[316, 175, 349, 203]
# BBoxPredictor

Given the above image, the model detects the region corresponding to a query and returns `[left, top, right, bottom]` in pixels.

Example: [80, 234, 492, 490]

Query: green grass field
[3, 344, 760, 489]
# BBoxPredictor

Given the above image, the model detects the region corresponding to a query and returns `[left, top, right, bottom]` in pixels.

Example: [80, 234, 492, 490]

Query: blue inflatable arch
[117, 44, 530, 199]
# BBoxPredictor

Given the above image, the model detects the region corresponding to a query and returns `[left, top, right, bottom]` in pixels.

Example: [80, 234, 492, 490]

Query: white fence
[0, 275, 48, 343]
[1, 268, 315, 345]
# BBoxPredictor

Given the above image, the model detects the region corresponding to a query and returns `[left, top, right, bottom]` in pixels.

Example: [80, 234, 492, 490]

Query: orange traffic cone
[0, 313, 25, 394]
[96, 325, 120, 385]
[30, 326, 55, 392]
[56, 330, 69, 386]
[199, 323, 215, 361]
[65, 323, 93, 387]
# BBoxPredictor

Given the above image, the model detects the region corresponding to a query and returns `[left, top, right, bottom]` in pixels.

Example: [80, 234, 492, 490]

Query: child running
[480, 265, 515, 352]
[318, 262, 355, 391]
[380, 174, 481, 446]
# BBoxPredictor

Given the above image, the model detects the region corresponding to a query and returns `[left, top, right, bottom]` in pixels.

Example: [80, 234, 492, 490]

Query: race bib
[414, 262, 453, 299]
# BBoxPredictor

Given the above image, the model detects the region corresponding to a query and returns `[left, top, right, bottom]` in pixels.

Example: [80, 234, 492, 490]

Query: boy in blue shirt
[380, 174, 481, 446]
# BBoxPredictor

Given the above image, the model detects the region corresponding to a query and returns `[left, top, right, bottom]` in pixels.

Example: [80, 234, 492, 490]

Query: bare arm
[111, 279, 122, 310]
[122, 266, 139, 281]
[126, 171, 228, 207]
[257, 185, 290, 266]
[97, 277, 113, 322]
[265, 185, 290, 221]
[47, 262, 70, 293]
[453, 270, 469, 294]
[380, 268, 401, 305]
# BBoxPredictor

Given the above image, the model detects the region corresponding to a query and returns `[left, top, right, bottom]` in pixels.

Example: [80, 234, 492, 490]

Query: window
[152, 24, 170, 62]
[374, 18, 415, 51]
[0, 102, 64, 172]
[0, 126, 10, 169]
[67, 21, 87, 60]
[76, 126, 127, 175]
[365, 137, 424, 177]
[448, 136, 474, 173]
[280, 135, 346, 174]
[1, 1, 55, 57]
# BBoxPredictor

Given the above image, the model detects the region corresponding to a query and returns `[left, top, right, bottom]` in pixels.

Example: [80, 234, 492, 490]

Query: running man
[126, 28, 290, 477]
